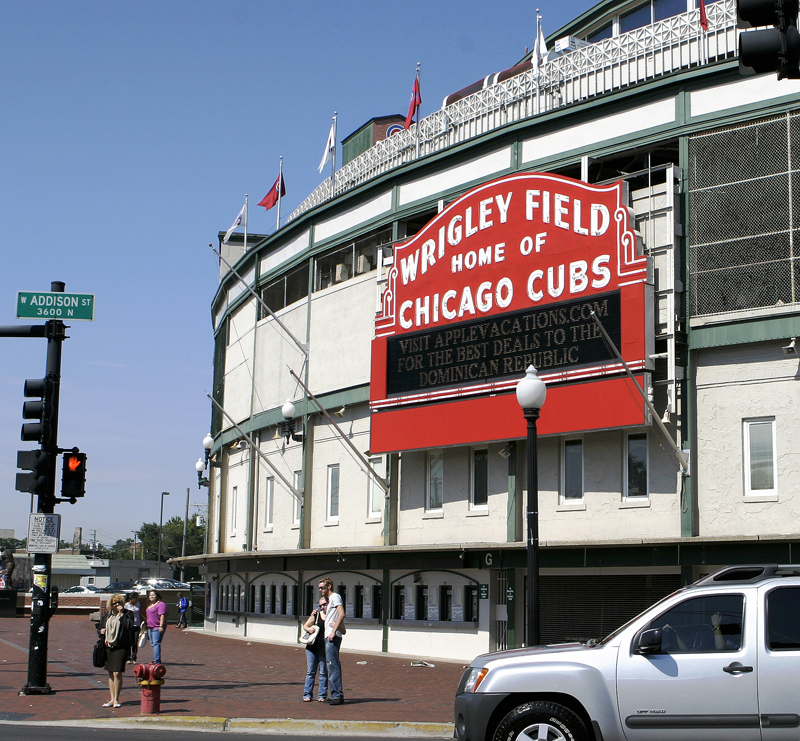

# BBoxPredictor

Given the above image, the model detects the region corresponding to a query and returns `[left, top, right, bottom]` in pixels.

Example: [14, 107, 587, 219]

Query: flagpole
[415, 62, 421, 160]
[331, 112, 337, 200]
[277, 156, 283, 232]
[244, 194, 248, 253]
[535, 10, 542, 116]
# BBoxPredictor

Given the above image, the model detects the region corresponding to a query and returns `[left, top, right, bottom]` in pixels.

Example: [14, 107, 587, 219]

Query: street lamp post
[515, 365, 547, 647]
[158, 491, 169, 578]
[131, 531, 138, 560]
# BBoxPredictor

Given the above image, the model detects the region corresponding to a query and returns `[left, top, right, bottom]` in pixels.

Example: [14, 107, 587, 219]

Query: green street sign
[17, 291, 95, 321]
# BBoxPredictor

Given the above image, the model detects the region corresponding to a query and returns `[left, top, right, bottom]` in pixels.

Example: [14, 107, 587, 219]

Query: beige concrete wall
[696, 341, 800, 537]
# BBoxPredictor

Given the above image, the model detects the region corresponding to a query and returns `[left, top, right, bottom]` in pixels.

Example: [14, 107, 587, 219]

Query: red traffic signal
[61, 452, 86, 499]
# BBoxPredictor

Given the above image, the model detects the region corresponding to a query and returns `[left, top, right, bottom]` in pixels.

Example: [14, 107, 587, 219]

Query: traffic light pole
[0, 281, 67, 695]
[21, 312, 66, 695]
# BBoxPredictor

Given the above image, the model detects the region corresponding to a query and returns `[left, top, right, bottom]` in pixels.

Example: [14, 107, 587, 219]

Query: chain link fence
[688, 112, 800, 316]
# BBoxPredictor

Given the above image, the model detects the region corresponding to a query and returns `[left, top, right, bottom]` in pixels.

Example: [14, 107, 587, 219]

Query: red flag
[404, 75, 421, 130]
[699, 0, 708, 32]
[258, 173, 286, 211]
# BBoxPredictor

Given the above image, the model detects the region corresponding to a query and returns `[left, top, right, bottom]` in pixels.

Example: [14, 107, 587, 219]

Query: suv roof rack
[692, 564, 800, 588]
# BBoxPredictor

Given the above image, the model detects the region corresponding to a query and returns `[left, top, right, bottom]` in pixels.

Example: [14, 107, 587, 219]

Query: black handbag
[92, 639, 107, 668]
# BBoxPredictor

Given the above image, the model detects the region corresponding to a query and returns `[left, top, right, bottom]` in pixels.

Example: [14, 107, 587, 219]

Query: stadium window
[586, 22, 613, 43]
[427, 451, 443, 511]
[416, 585, 429, 620]
[620, 2, 651, 33]
[471, 448, 488, 508]
[563, 439, 584, 501]
[327, 464, 340, 521]
[439, 585, 453, 621]
[743, 417, 777, 497]
[393, 585, 405, 619]
[625, 433, 648, 498]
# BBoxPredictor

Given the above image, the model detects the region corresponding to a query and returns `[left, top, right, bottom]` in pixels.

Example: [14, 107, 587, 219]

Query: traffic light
[61, 451, 86, 499]
[15, 449, 51, 495]
[738, 0, 800, 78]
[21, 377, 54, 444]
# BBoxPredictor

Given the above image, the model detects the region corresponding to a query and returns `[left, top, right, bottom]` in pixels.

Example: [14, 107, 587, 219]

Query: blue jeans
[303, 648, 328, 699]
[325, 635, 343, 699]
[148, 627, 165, 663]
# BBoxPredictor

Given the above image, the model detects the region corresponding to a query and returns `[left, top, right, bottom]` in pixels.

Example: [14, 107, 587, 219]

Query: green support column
[506, 441, 519, 542]
[381, 568, 390, 653]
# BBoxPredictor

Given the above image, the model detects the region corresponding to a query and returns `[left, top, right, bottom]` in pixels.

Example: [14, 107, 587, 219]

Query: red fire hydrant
[133, 661, 167, 714]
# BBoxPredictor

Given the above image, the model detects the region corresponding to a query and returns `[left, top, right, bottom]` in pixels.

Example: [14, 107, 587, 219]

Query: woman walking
[123, 591, 141, 664]
[97, 593, 133, 708]
[145, 589, 167, 664]
[302, 596, 329, 702]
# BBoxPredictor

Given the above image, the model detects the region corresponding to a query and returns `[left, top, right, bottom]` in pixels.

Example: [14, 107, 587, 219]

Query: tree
[0, 537, 25, 552]
[107, 538, 135, 560]
[136, 516, 205, 565]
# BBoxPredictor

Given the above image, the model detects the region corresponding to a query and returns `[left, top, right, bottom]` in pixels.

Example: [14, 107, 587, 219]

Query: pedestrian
[302, 596, 329, 702]
[97, 593, 133, 708]
[123, 591, 141, 663]
[176, 592, 189, 628]
[145, 589, 167, 663]
[318, 577, 345, 705]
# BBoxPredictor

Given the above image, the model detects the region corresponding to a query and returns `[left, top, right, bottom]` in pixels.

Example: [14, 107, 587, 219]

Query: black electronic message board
[386, 291, 621, 396]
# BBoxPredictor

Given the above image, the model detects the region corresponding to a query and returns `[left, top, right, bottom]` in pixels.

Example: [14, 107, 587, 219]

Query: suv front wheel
[493, 701, 589, 741]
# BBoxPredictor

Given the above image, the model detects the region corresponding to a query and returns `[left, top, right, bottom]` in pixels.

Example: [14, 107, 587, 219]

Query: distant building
[184, 0, 800, 660]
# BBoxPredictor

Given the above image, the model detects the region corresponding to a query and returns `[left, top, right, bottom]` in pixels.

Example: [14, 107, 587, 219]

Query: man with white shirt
[318, 577, 344, 705]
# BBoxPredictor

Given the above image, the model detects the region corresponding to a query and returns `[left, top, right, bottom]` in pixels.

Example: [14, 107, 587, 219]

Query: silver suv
[455, 564, 800, 741]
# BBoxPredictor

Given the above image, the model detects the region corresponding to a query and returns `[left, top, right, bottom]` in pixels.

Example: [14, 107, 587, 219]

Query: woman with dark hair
[145, 589, 167, 663]
[123, 591, 141, 663]
[302, 596, 329, 701]
[97, 593, 133, 707]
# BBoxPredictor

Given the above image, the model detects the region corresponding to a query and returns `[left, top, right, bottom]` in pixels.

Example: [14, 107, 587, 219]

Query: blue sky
[0, 0, 587, 547]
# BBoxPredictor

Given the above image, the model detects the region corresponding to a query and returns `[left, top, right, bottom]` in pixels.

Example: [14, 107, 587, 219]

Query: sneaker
[329, 697, 344, 706]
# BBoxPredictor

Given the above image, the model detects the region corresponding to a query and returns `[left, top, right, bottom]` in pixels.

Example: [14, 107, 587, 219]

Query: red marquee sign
[370, 172, 653, 453]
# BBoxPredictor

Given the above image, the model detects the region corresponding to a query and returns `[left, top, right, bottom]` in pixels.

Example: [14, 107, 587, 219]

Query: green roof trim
[690, 314, 800, 349]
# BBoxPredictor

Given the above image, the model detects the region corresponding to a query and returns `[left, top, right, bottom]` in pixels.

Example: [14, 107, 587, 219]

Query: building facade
[182, 0, 800, 661]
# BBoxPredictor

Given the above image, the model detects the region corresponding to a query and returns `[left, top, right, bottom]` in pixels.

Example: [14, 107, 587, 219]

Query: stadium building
[178, 0, 800, 660]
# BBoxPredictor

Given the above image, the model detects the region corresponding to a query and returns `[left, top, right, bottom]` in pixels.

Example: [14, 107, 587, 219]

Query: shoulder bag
[92, 639, 107, 668]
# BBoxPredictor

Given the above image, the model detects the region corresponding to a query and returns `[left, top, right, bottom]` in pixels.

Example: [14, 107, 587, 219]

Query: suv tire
[493, 701, 589, 741]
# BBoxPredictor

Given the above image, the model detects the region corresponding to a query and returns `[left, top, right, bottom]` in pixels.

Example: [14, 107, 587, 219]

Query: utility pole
[181, 488, 189, 582]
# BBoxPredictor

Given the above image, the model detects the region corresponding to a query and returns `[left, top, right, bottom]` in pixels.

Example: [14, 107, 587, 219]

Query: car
[454, 564, 800, 741]
[134, 578, 190, 593]
[61, 585, 101, 594]
[95, 581, 136, 593]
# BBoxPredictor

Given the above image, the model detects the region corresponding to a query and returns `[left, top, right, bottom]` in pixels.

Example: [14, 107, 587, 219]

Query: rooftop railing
[288, 0, 736, 222]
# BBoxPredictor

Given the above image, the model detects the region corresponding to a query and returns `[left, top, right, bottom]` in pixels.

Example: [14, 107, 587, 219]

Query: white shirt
[324, 592, 343, 638]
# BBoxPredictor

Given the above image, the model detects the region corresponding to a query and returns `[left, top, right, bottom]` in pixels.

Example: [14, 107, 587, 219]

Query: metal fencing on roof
[289, 0, 737, 222]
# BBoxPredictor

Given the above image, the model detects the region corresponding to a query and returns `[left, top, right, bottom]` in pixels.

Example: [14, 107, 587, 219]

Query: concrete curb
[0, 716, 455, 737]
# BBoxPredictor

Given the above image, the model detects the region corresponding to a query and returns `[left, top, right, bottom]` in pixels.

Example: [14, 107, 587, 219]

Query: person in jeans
[319, 578, 345, 705]
[302, 597, 328, 701]
[145, 589, 167, 663]
[123, 591, 141, 663]
[176, 592, 189, 628]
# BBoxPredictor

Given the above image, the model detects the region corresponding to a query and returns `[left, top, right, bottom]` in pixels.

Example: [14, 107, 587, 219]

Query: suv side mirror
[636, 628, 663, 654]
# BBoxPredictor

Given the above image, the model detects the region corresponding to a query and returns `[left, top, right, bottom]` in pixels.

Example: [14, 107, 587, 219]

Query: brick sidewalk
[0, 615, 464, 726]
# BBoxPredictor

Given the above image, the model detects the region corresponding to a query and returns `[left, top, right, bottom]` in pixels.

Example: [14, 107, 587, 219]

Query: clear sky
[0, 0, 588, 548]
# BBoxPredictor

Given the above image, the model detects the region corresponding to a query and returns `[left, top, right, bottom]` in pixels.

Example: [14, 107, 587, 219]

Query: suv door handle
[723, 662, 753, 674]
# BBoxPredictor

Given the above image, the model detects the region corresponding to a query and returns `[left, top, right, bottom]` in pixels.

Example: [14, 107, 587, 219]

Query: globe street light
[158, 491, 169, 578]
[515, 365, 547, 647]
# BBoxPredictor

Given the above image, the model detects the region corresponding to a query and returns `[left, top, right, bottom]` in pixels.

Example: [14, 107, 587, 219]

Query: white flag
[318, 117, 336, 173]
[533, 16, 547, 77]
[223, 202, 246, 244]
